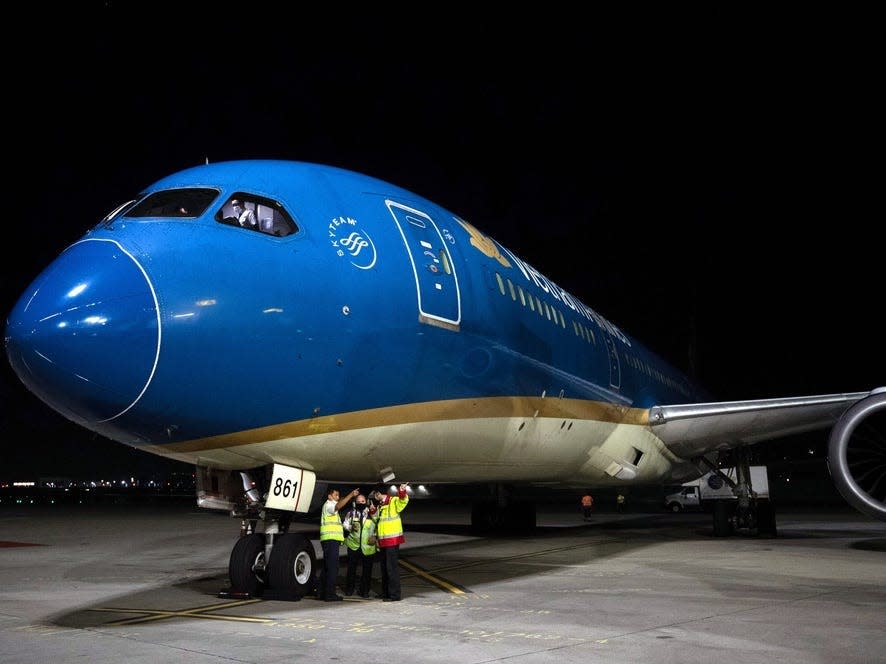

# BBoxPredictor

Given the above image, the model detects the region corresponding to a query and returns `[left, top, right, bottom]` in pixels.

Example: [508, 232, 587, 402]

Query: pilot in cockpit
[229, 198, 257, 229]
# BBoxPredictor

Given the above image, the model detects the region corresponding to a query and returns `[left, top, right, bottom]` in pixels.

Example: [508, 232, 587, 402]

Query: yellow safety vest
[377, 495, 409, 544]
[361, 516, 379, 556]
[320, 500, 344, 542]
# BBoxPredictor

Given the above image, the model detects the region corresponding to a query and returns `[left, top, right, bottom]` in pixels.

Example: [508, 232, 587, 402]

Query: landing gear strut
[700, 448, 777, 538]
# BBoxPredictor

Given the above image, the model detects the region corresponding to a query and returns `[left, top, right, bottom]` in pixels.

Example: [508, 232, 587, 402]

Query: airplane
[5, 159, 885, 601]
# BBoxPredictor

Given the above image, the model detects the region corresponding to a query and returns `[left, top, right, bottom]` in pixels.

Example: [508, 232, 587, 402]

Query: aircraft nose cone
[5, 239, 159, 426]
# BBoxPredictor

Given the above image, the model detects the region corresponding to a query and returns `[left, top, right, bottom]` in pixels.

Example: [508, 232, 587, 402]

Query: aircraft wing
[649, 391, 872, 459]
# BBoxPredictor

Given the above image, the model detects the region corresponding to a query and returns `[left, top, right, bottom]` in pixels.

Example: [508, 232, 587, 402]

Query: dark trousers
[320, 539, 341, 598]
[379, 545, 401, 600]
[345, 547, 376, 596]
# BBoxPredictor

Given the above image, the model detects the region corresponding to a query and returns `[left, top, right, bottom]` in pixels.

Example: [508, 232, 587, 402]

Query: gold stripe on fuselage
[144, 396, 650, 455]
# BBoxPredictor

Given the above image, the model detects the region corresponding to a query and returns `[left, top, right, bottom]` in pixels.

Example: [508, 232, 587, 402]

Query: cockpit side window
[123, 188, 220, 218]
[216, 193, 297, 237]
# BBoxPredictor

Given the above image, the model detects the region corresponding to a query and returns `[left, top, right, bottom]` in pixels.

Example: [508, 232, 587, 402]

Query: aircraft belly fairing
[145, 407, 677, 485]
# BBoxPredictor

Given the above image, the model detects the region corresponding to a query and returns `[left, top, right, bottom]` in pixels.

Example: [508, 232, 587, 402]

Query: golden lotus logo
[456, 218, 510, 267]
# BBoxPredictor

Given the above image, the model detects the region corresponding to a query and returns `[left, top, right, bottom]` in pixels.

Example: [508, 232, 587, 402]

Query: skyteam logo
[328, 216, 377, 270]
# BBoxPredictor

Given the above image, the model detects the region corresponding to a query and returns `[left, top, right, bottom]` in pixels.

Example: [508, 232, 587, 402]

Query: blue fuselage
[6, 161, 706, 480]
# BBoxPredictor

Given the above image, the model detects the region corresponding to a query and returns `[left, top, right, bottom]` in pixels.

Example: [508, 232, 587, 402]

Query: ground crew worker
[373, 483, 410, 601]
[343, 492, 368, 595]
[357, 500, 381, 597]
[581, 492, 593, 520]
[319, 486, 359, 601]
[617, 493, 625, 512]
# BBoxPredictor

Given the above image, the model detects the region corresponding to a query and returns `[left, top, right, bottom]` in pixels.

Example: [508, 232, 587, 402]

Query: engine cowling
[827, 389, 886, 521]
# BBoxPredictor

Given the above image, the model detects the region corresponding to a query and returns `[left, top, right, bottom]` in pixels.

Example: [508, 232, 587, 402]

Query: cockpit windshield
[101, 187, 297, 238]
[123, 188, 220, 218]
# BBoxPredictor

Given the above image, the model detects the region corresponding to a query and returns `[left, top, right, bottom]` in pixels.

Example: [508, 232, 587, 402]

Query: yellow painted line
[90, 598, 266, 626]
[399, 558, 468, 595]
[427, 538, 621, 575]
[397, 539, 619, 596]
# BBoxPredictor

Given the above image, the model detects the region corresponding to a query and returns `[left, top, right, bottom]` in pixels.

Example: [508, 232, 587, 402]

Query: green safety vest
[360, 516, 379, 556]
[345, 508, 363, 550]
[320, 500, 344, 542]
[346, 510, 380, 555]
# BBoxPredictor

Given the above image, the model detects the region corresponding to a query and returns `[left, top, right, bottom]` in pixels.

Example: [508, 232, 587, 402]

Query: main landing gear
[701, 448, 777, 538]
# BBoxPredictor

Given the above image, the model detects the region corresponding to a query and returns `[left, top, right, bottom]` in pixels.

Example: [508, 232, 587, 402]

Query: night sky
[2, 9, 882, 479]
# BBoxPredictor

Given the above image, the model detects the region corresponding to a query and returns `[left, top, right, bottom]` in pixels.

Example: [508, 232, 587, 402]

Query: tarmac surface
[0, 500, 884, 663]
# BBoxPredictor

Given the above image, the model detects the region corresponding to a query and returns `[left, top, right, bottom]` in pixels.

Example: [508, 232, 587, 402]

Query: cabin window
[216, 193, 298, 237]
[495, 273, 506, 295]
[124, 188, 219, 218]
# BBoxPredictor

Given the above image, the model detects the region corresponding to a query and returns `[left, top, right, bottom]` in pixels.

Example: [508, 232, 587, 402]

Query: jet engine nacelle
[827, 388, 886, 521]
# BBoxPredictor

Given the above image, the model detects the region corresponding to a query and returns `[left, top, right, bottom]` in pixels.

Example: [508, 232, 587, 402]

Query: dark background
[1, 7, 882, 481]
